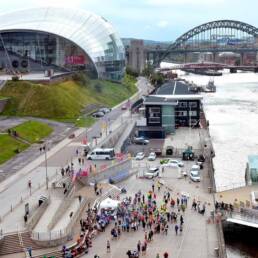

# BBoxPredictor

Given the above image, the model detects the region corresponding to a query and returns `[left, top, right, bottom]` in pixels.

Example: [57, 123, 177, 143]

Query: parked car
[99, 107, 111, 114]
[92, 111, 105, 118]
[148, 152, 156, 161]
[190, 165, 201, 182]
[121, 104, 127, 110]
[133, 137, 149, 145]
[160, 159, 184, 167]
[144, 167, 159, 179]
[135, 152, 145, 160]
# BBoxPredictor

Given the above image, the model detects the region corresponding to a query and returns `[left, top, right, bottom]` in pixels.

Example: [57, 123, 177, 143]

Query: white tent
[99, 198, 121, 210]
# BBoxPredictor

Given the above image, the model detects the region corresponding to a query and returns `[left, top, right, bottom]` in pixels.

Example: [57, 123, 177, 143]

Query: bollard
[10, 205, 13, 212]
[214, 247, 219, 257]
[21, 196, 23, 203]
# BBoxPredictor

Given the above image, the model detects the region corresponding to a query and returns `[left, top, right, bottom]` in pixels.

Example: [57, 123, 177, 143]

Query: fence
[79, 158, 133, 185]
[215, 182, 246, 193]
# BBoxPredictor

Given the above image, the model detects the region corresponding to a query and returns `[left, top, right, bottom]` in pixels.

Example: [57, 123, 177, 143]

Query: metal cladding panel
[0, 7, 125, 70]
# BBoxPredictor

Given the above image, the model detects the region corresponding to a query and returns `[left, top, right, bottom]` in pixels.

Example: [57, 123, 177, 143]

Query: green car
[160, 159, 169, 165]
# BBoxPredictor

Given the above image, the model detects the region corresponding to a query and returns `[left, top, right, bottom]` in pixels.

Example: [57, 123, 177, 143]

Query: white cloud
[157, 20, 169, 28]
[147, 0, 224, 6]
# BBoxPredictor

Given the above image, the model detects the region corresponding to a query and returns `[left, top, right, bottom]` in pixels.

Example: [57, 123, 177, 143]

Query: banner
[65, 55, 86, 65]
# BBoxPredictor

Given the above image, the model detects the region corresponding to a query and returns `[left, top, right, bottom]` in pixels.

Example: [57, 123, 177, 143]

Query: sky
[0, 0, 257, 41]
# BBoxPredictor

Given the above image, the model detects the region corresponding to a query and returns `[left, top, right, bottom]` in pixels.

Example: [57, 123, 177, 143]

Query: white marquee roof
[0, 7, 125, 66]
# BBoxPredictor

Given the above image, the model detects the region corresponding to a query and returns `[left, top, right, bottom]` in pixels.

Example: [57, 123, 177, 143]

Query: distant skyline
[0, 0, 257, 41]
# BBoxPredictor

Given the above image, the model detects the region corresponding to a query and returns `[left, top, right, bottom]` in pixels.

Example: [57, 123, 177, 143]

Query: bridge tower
[255, 37, 258, 65]
[126, 39, 146, 74]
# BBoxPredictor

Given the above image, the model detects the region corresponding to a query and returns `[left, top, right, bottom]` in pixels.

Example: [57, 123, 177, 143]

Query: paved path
[0, 77, 151, 234]
[83, 157, 218, 258]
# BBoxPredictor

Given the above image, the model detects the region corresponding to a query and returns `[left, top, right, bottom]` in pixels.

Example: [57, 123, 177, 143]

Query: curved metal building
[0, 7, 125, 80]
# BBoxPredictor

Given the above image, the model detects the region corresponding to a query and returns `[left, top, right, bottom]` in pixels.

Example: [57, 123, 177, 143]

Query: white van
[87, 148, 115, 160]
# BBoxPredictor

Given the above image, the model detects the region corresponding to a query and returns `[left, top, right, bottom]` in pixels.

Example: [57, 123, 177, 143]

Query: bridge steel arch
[158, 20, 258, 64]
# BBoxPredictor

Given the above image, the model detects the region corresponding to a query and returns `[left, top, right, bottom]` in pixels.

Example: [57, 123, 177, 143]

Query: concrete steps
[0, 231, 41, 256]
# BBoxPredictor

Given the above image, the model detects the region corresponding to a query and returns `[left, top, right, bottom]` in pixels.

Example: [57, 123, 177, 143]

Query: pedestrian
[152, 183, 155, 192]
[76, 149, 79, 156]
[137, 240, 141, 253]
[27, 247, 32, 258]
[180, 215, 184, 225]
[78, 157, 81, 165]
[107, 240, 110, 253]
[180, 224, 183, 234]
[175, 224, 179, 235]
[78, 195, 82, 203]
[163, 252, 169, 258]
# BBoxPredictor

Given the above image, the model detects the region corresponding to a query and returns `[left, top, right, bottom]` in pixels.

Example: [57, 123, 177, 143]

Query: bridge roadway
[157, 62, 258, 71]
[221, 208, 258, 228]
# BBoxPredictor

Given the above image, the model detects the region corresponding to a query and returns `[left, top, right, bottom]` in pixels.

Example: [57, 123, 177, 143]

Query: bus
[87, 148, 115, 160]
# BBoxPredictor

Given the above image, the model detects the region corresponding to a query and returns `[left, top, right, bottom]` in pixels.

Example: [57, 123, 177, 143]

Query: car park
[135, 152, 145, 160]
[160, 159, 184, 168]
[190, 165, 201, 182]
[144, 167, 159, 179]
[92, 111, 105, 118]
[133, 136, 149, 145]
[148, 152, 156, 161]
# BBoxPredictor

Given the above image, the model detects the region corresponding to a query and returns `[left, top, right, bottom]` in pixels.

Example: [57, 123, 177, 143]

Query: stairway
[0, 231, 41, 256]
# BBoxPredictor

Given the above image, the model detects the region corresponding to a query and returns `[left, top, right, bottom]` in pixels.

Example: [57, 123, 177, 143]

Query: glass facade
[162, 105, 175, 134]
[0, 7, 125, 80]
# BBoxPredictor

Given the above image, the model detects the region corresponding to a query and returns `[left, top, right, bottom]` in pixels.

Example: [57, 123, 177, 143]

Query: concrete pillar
[212, 52, 216, 63]
[184, 53, 187, 63]
[240, 52, 244, 66]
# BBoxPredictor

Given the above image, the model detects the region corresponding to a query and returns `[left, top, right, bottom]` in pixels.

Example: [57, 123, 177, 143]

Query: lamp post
[43, 144, 48, 190]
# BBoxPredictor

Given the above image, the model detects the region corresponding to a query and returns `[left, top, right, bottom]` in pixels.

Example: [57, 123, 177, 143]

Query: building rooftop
[143, 79, 203, 105]
[156, 80, 196, 95]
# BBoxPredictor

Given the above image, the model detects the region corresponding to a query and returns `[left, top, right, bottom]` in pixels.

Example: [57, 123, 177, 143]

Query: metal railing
[31, 198, 87, 241]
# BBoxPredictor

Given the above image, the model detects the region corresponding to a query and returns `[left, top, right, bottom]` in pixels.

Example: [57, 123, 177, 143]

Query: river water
[161, 63, 258, 257]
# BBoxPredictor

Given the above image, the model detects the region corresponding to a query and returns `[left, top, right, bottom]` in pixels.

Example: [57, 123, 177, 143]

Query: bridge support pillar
[184, 53, 187, 63]
[240, 53, 244, 65]
[212, 52, 216, 63]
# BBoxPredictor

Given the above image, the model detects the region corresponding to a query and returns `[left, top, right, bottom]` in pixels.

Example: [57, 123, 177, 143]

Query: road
[0, 77, 151, 233]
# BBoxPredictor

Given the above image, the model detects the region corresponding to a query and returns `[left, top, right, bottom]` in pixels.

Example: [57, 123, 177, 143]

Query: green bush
[125, 67, 139, 77]
[72, 72, 90, 87]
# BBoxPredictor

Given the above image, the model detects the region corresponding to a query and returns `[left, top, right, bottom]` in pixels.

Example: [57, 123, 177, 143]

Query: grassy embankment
[0, 120, 53, 165]
[0, 74, 137, 127]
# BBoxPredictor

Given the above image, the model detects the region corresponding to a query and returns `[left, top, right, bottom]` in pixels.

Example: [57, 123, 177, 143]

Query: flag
[82, 137, 87, 145]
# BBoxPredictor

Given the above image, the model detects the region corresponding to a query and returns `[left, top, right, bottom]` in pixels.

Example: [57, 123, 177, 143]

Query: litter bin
[214, 247, 219, 257]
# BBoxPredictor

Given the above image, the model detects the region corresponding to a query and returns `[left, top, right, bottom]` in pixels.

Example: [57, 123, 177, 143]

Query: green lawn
[12, 120, 53, 143]
[0, 134, 28, 165]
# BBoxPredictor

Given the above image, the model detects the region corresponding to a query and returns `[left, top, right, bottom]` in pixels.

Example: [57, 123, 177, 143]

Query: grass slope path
[0, 75, 137, 121]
